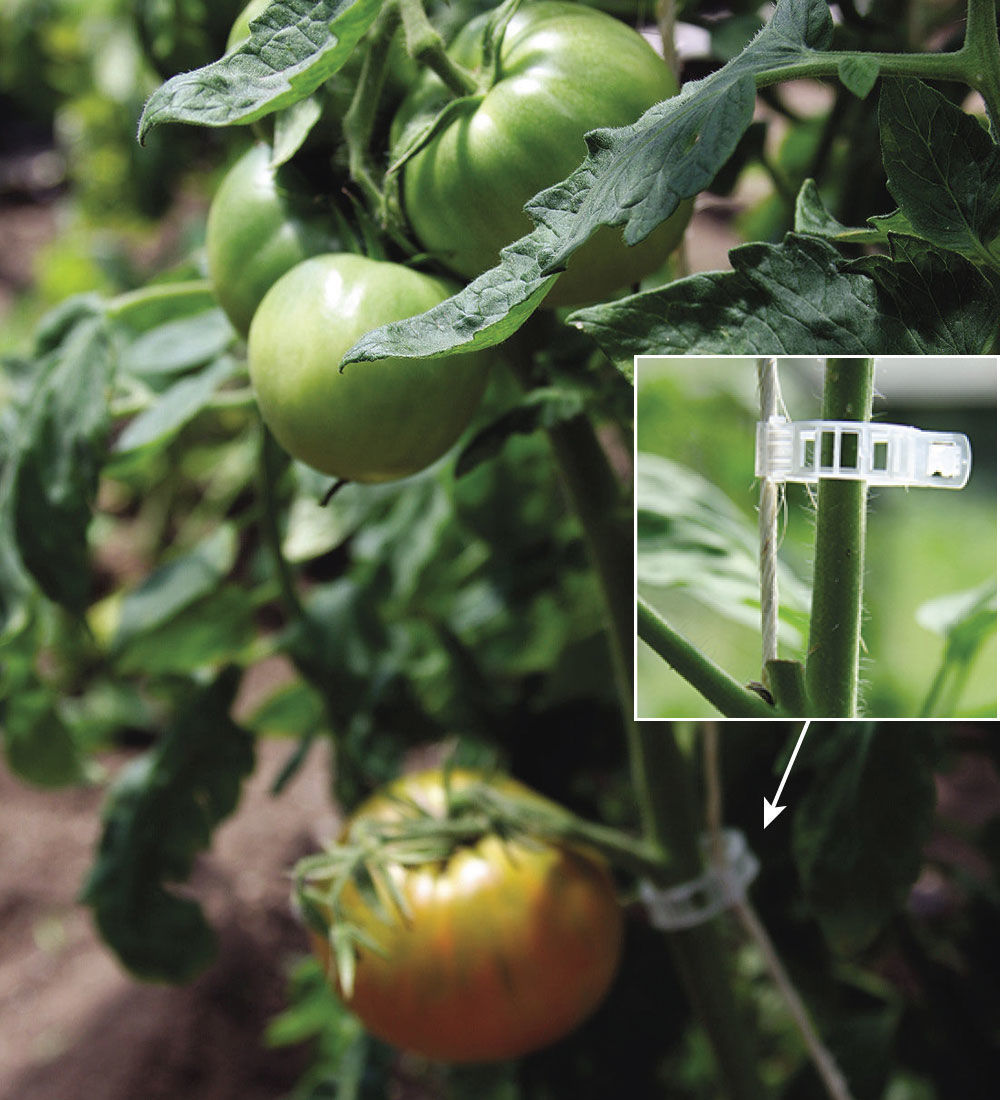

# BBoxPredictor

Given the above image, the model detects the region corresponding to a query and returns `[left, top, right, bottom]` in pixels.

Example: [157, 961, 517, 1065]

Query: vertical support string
[757, 359, 780, 678]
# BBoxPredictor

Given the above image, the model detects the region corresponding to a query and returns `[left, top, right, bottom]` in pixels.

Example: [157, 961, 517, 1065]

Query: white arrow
[764, 721, 810, 829]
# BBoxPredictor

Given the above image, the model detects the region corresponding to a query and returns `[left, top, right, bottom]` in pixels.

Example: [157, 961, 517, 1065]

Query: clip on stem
[755, 418, 972, 489]
[640, 830, 759, 932]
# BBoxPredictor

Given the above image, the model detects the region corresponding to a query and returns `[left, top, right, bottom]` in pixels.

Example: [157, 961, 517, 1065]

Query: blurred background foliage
[0, 0, 246, 350]
[636, 358, 997, 719]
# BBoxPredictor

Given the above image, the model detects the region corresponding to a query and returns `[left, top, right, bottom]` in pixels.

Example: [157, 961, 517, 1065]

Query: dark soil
[0, 738, 341, 1100]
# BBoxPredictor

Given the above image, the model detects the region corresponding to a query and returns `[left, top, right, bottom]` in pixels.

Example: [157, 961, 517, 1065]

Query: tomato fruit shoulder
[247, 254, 490, 483]
[311, 768, 624, 1063]
[392, 1, 692, 307]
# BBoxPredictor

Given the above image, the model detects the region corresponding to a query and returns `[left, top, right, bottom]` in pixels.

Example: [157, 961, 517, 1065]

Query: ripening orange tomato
[310, 768, 624, 1062]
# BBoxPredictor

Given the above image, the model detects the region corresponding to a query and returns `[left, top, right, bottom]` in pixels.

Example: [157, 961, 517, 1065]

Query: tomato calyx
[386, 3, 523, 189]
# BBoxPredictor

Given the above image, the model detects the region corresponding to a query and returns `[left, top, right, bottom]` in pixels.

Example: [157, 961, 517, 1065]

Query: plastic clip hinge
[755, 418, 971, 489]
[640, 830, 759, 932]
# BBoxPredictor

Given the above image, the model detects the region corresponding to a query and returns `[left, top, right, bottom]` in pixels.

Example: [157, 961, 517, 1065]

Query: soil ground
[0, 737, 341, 1100]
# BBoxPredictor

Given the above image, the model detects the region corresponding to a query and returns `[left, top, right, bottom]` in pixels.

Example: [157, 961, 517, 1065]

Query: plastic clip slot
[640, 830, 759, 932]
[755, 418, 972, 489]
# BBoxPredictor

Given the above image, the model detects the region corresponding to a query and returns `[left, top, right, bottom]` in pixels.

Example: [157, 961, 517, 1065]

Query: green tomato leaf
[9, 315, 115, 614]
[32, 293, 106, 355]
[0, 406, 34, 642]
[111, 525, 238, 655]
[568, 233, 1000, 359]
[837, 55, 879, 99]
[917, 578, 997, 662]
[118, 309, 235, 379]
[108, 281, 218, 336]
[637, 452, 810, 645]
[794, 179, 886, 244]
[568, 234, 907, 356]
[847, 235, 1000, 353]
[138, 0, 381, 139]
[1, 679, 87, 788]
[795, 180, 920, 251]
[271, 92, 325, 166]
[282, 464, 406, 563]
[246, 681, 326, 740]
[80, 667, 255, 982]
[455, 388, 588, 478]
[792, 725, 939, 956]
[879, 79, 1000, 264]
[114, 355, 241, 453]
[114, 587, 257, 676]
[343, 0, 834, 365]
[0, 521, 32, 643]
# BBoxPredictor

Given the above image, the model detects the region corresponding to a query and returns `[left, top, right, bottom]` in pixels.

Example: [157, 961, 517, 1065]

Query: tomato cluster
[206, 0, 689, 486]
[392, 1, 692, 306]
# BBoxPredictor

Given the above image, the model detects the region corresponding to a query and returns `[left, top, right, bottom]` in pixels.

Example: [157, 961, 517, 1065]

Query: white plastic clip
[755, 417, 971, 489]
[640, 830, 759, 932]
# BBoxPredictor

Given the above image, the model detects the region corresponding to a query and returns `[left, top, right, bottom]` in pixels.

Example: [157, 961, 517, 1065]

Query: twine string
[757, 358, 781, 675]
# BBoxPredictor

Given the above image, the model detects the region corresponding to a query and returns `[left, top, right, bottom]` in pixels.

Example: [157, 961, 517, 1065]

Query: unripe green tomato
[247, 254, 491, 483]
[392, 1, 692, 307]
[205, 143, 343, 336]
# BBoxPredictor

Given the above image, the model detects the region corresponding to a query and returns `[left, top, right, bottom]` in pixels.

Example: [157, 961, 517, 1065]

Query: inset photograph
[635, 356, 998, 720]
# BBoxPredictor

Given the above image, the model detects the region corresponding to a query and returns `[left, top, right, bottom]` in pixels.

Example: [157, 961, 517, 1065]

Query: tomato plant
[391, 1, 692, 306]
[247, 252, 491, 481]
[1, 1, 999, 1098]
[303, 768, 624, 1063]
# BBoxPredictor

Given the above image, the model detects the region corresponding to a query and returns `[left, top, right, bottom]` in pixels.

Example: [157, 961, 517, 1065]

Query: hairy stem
[804, 358, 874, 717]
[638, 598, 776, 718]
[754, 49, 969, 89]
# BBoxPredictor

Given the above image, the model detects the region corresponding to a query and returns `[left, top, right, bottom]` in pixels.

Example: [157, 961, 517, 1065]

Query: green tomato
[392, 1, 692, 307]
[247, 254, 491, 483]
[205, 143, 344, 336]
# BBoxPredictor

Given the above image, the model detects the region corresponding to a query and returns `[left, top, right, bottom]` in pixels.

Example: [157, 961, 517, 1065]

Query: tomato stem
[656, 0, 681, 86]
[397, 0, 479, 98]
[257, 422, 307, 623]
[753, 49, 969, 90]
[804, 358, 874, 717]
[638, 597, 778, 718]
[343, 5, 400, 217]
[504, 327, 767, 1100]
[963, 0, 1000, 132]
[256, 422, 369, 807]
[766, 658, 812, 715]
